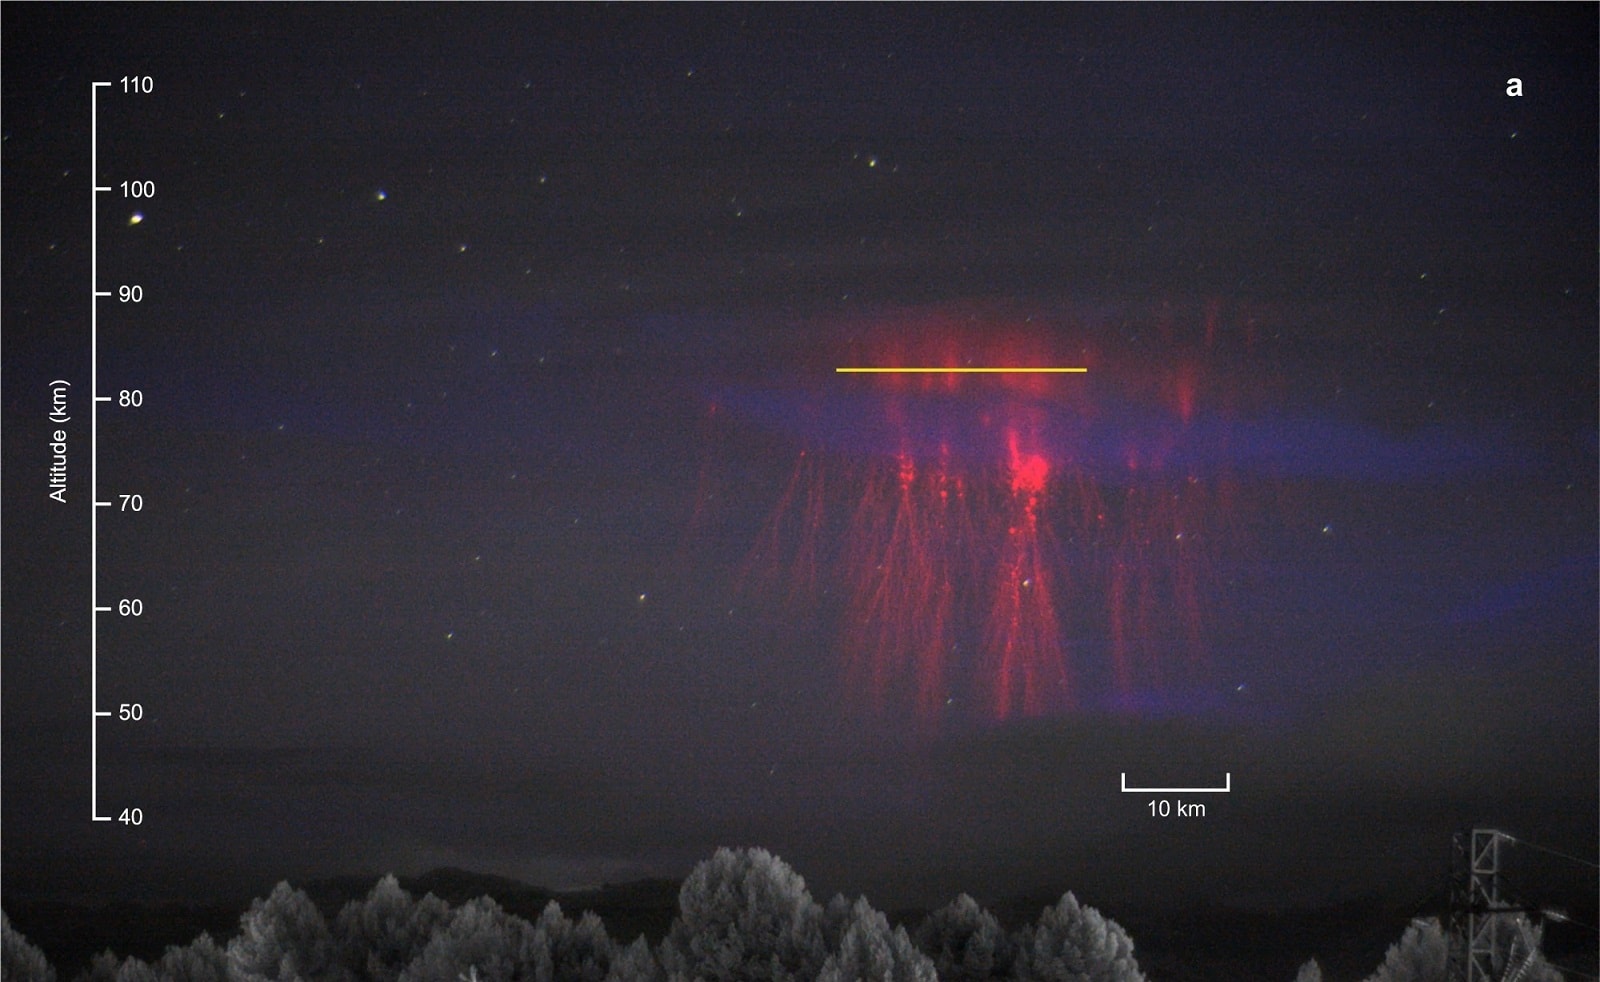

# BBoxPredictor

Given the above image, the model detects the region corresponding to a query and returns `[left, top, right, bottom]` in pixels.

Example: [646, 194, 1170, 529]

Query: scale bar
[837, 366, 1087, 374]
[1121, 772, 1231, 793]
[91, 79, 101, 823]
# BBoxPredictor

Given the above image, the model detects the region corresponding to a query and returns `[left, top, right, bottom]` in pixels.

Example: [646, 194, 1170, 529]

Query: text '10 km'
[1149, 799, 1206, 818]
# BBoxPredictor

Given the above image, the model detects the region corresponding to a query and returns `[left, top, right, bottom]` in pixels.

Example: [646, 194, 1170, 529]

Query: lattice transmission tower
[1447, 828, 1549, 982]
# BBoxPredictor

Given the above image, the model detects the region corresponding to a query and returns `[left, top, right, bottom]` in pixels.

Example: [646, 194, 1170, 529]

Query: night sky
[3, 0, 1595, 953]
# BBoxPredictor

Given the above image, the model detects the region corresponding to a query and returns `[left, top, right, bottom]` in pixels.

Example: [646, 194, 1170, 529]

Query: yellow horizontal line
[835, 366, 1088, 374]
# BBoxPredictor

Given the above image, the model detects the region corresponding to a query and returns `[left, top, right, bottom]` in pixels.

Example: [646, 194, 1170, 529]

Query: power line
[1502, 834, 1600, 872]
[1537, 906, 1600, 937]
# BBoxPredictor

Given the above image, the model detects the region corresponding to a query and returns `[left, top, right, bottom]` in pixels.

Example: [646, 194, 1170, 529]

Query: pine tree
[154, 934, 230, 982]
[531, 901, 615, 982]
[1363, 919, 1447, 982]
[71, 952, 163, 982]
[228, 882, 343, 982]
[915, 894, 1012, 982]
[1014, 893, 1145, 982]
[1, 912, 56, 982]
[817, 898, 935, 982]
[334, 875, 451, 982]
[604, 938, 659, 982]
[398, 896, 536, 982]
[75, 951, 123, 982]
[658, 848, 826, 982]
[110, 958, 157, 982]
[821, 896, 856, 955]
